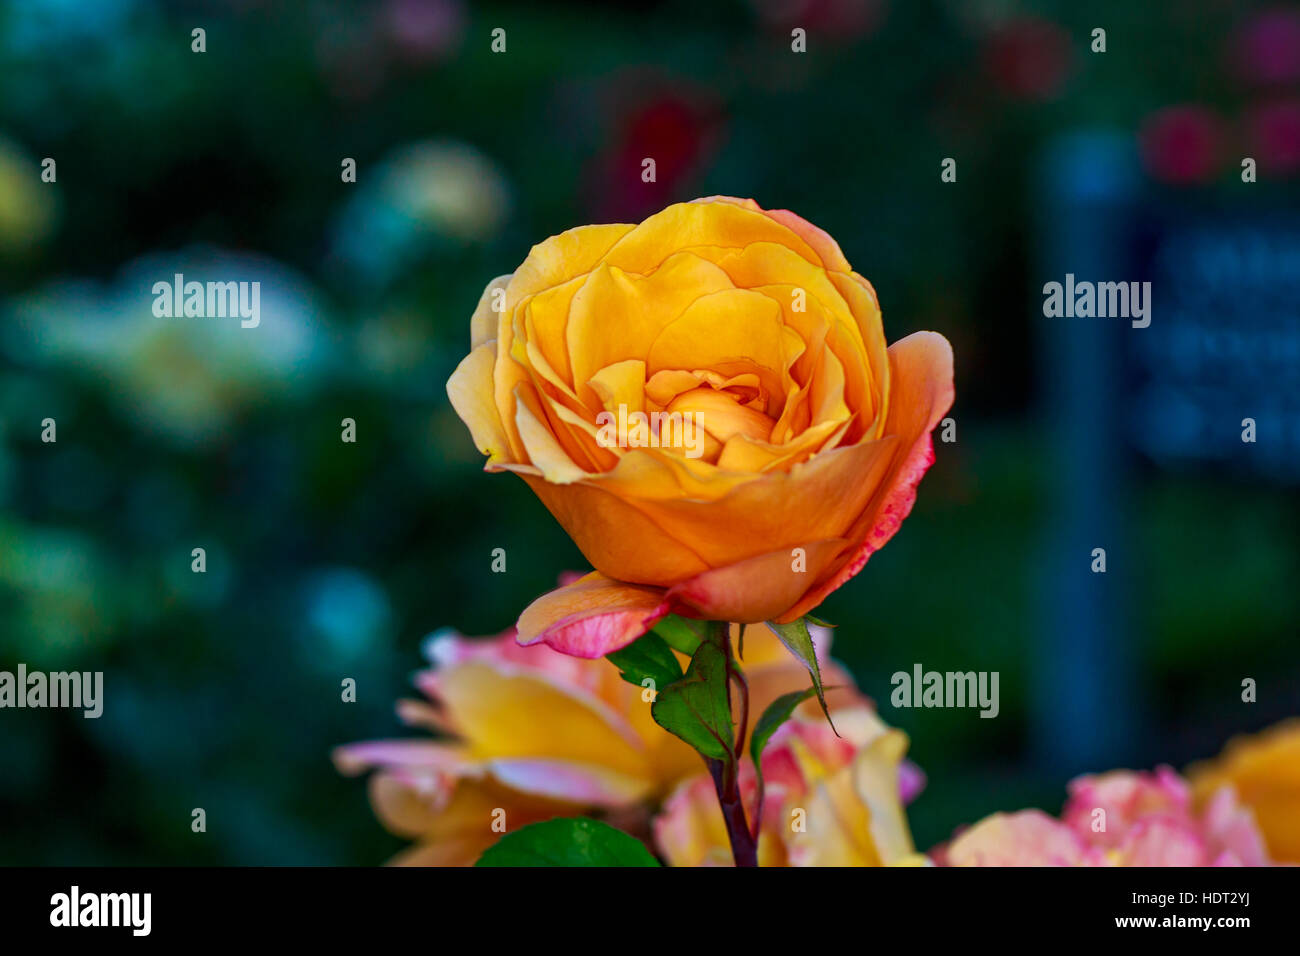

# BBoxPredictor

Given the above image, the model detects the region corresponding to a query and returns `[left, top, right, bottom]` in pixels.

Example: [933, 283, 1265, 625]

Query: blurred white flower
[330, 140, 510, 286]
[3, 248, 335, 446]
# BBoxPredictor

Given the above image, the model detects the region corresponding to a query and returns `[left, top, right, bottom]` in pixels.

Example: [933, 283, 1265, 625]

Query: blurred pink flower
[940, 766, 1272, 866]
[1229, 8, 1300, 87]
[1245, 98, 1300, 176]
[334, 626, 700, 865]
[1139, 105, 1226, 185]
[384, 0, 464, 63]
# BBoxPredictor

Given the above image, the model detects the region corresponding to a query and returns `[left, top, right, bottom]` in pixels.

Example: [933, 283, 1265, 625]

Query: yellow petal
[601, 199, 822, 273]
[566, 252, 735, 408]
[507, 223, 635, 302]
[436, 659, 652, 778]
[666, 386, 775, 446]
[513, 384, 587, 483]
[446, 343, 513, 467]
[470, 274, 512, 349]
[587, 359, 647, 415]
[646, 289, 801, 403]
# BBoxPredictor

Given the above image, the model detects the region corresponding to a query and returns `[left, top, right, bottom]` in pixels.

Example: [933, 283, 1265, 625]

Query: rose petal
[446, 343, 513, 468]
[668, 538, 848, 622]
[486, 758, 653, 806]
[516, 570, 672, 658]
[778, 330, 954, 622]
[946, 810, 1097, 866]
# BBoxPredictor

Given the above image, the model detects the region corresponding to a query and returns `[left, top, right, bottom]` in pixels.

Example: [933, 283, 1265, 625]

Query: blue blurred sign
[1128, 217, 1300, 481]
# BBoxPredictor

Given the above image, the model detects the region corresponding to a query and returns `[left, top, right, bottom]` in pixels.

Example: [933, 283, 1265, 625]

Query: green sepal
[764, 617, 836, 733]
[606, 631, 684, 699]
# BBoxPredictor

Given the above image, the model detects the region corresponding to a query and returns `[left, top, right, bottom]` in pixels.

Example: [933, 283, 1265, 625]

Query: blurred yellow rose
[1188, 718, 1300, 864]
[335, 619, 857, 864]
[447, 196, 953, 657]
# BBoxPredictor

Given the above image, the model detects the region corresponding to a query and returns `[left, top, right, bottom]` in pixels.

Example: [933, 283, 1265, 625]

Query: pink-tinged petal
[1070, 765, 1189, 815]
[1063, 766, 1193, 847]
[653, 762, 790, 868]
[394, 698, 451, 733]
[654, 774, 737, 868]
[516, 570, 672, 658]
[331, 740, 470, 777]
[945, 810, 1097, 866]
[668, 538, 848, 623]
[367, 770, 461, 837]
[1200, 785, 1272, 866]
[777, 332, 953, 623]
[423, 626, 593, 690]
[778, 437, 933, 624]
[486, 758, 653, 806]
[759, 207, 853, 273]
[772, 711, 858, 770]
[1115, 818, 1210, 866]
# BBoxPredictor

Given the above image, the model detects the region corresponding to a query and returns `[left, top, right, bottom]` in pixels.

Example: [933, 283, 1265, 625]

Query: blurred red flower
[1245, 98, 1300, 176]
[984, 17, 1072, 102]
[584, 77, 725, 222]
[1139, 105, 1226, 186]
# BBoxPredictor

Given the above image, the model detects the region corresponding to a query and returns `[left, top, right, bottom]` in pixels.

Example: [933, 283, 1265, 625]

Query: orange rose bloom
[447, 196, 953, 656]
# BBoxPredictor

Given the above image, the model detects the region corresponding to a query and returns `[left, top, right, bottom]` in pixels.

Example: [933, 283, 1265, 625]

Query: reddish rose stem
[708, 758, 758, 867]
[706, 621, 758, 867]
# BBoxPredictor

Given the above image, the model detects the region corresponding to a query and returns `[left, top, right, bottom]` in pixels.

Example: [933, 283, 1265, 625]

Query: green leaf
[804, 614, 836, 628]
[764, 618, 837, 733]
[651, 614, 707, 656]
[606, 632, 683, 699]
[475, 818, 660, 867]
[650, 639, 734, 761]
[749, 687, 818, 808]
[750, 688, 818, 769]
